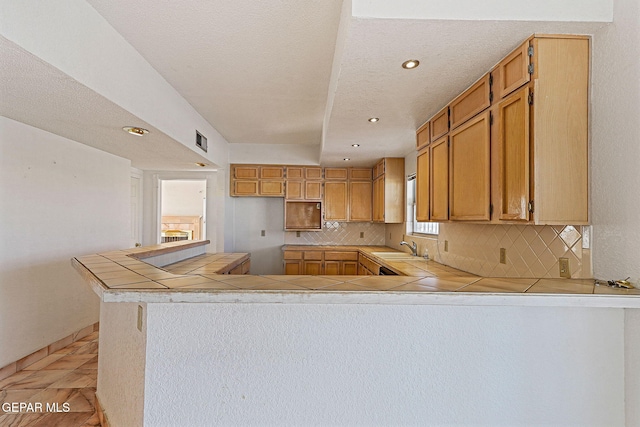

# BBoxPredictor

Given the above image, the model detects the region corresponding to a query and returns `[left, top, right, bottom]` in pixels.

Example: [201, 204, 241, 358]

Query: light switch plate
[500, 248, 506, 264]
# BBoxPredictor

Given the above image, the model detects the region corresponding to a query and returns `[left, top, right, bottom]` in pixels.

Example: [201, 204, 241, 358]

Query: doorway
[160, 179, 207, 243]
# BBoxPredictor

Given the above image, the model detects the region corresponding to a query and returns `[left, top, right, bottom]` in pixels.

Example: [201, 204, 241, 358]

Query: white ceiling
[1, 1, 610, 169]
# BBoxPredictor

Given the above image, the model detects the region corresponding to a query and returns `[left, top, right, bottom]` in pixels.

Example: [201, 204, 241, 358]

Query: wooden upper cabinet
[416, 122, 430, 151]
[325, 168, 348, 180]
[233, 165, 258, 179]
[260, 166, 284, 179]
[285, 180, 304, 200]
[373, 158, 404, 223]
[305, 167, 323, 180]
[349, 180, 372, 222]
[234, 180, 258, 196]
[259, 180, 285, 197]
[498, 87, 531, 221]
[495, 39, 531, 99]
[449, 111, 491, 221]
[286, 167, 304, 180]
[430, 107, 449, 142]
[530, 36, 589, 224]
[305, 181, 322, 200]
[349, 168, 372, 181]
[373, 159, 385, 179]
[324, 181, 348, 221]
[430, 137, 449, 221]
[449, 74, 491, 130]
[416, 146, 430, 222]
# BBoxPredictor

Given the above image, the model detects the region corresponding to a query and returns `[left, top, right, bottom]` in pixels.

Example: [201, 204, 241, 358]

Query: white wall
[161, 180, 206, 217]
[0, 116, 130, 367]
[231, 198, 285, 275]
[591, 0, 640, 281]
[141, 303, 624, 426]
[97, 302, 146, 427]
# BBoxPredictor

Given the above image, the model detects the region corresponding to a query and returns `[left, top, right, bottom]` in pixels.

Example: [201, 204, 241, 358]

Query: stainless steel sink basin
[371, 252, 418, 261]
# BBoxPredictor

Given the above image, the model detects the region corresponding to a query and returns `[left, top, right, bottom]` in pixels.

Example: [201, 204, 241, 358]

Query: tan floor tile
[28, 388, 94, 413]
[29, 411, 96, 427]
[77, 357, 98, 371]
[23, 354, 66, 371]
[5, 370, 72, 389]
[80, 411, 101, 426]
[0, 412, 47, 426]
[43, 355, 95, 371]
[0, 389, 46, 414]
[0, 371, 38, 390]
[70, 342, 98, 356]
[48, 370, 96, 389]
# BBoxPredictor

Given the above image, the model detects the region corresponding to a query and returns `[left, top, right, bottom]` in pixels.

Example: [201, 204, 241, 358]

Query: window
[406, 176, 439, 235]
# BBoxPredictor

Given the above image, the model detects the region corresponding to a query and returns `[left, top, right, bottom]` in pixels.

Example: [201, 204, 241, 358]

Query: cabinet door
[495, 40, 531, 99]
[430, 107, 449, 142]
[284, 260, 302, 275]
[430, 137, 449, 221]
[343, 261, 358, 275]
[286, 167, 304, 180]
[416, 146, 430, 222]
[285, 180, 304, 200]
[349, 168, 372, 181]
[233, 165, 259, 179]
[324, 261, 340, 275]
[259, 180, 285, 197]
[324, 181, 348, 221]
[450, 74, 491, 130]
[349, 181, 372, 222]
[325, 168, 348, 180]
[373, 176, 385, 222]
[416, 122, 430, 151]
[305, 181, 323, 200]
[260, 166, 284, 179]
[498, 87, 530, 221]
[305, 167, 323, 180]
[233, 181, 258, 196]
[303, 260, 323, 275]
[449, 111, 491, 220]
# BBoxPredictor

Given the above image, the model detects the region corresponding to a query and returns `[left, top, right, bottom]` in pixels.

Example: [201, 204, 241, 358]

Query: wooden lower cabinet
[283, 250, 360, 275]
[303, 260, 323, 275]
[284, 260, 302, 275]
[228, 259, 250, 275]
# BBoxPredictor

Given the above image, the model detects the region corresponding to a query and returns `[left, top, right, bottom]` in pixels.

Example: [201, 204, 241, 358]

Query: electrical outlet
[500, 248, 507, 264]
[296, 231, 300, 237]
[360, 232, 364, 238]
[559, 257, 571, 278]
[261, 230, 266, 237]
[137, 305, 143, 332]
[444, 240, 449, 252]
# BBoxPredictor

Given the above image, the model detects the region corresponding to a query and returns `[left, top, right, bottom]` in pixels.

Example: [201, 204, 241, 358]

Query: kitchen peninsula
[73, 240, 638, 426]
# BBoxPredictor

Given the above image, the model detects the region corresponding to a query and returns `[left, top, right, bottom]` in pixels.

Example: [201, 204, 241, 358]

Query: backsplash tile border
[284, 222, 386, 246]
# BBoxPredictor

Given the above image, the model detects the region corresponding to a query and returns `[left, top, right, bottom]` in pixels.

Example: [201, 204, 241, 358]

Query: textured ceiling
[1, 1, 609, 170]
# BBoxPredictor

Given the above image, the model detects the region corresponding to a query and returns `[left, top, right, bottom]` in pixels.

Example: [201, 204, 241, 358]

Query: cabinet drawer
[304, 251, 323, 261]
[430, 107, 449, 141]
[283, 250, 303, 260]
[449, 73, 491, 130]
[325, 251, 358, 261]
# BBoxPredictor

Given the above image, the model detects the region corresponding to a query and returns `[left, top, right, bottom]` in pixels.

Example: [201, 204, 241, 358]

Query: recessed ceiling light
[122, 126, 149, 136]
[402, 59, 420, 69]
[195, 162, 207, 167]
[352, 144, 360, 147]
[343, 158, 351, 161]
[368, 117, 379, 123]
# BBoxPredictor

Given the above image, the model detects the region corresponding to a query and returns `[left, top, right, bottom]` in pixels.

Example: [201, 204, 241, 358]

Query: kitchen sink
[371, 252, 418, 261]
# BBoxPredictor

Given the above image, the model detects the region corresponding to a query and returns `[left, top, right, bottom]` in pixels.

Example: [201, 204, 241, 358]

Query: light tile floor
[0, 331, 99, 427]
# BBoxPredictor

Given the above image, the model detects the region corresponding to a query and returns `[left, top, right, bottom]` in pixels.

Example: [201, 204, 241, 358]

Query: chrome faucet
[400, 240, 418, 256]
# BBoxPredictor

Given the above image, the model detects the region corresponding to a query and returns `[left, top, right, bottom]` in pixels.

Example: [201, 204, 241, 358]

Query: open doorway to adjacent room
[160, 179, 207, 243]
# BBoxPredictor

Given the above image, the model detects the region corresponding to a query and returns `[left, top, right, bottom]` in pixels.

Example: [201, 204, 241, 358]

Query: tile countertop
[71, 241, 640, 307]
